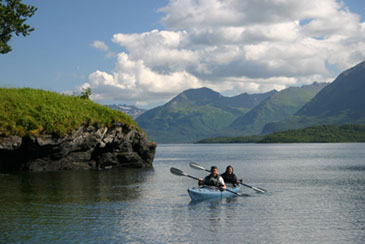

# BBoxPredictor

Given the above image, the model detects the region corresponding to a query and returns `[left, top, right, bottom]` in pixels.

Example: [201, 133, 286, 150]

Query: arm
[233, 174, 240, 185]
[199, 176, 209, 186]
[219, 176, 226, 190]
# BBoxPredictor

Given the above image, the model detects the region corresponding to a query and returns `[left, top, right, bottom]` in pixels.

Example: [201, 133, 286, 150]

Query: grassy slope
[0, 88, 138, 137]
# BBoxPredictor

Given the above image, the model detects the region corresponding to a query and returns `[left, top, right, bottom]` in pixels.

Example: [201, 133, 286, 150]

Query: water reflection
[0, 168, 155, 243]
[188, 195, 240, 207]
[0, 168, 154, 204]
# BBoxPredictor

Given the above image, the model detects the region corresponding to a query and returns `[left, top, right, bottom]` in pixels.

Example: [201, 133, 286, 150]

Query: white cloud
[84, 0, 365, 107]
[91, 40, 115, 58]
[82, 52, 202, 103]
[112, 30, 198, 72]
[92, 40, 109, 51]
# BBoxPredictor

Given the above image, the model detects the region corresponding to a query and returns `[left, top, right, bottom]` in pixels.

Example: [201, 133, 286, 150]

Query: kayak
[187, 185, 241, 201]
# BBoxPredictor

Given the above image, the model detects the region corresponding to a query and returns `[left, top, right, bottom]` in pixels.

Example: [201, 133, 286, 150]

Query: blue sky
[1, 0, 167, 92]
[1, 0, 364, 108]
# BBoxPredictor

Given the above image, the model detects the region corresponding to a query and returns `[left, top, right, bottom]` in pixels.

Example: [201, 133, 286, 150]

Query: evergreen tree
[0, 0, 37, 54]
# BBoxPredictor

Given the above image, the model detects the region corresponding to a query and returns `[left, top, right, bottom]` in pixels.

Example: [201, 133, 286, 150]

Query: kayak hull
[187, 185, 241, 201]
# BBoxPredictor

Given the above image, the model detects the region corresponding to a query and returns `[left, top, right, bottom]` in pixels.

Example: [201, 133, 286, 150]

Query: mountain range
[107, 104, 146, 119]
[263, 60, 365, 134]
[136, 88, 275, 143]
[226, 82, 328, 136]
[135, 60, 364, 143]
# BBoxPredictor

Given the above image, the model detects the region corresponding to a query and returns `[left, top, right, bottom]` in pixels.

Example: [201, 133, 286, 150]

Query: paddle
[189, 162, 267, 193]
[170, 167, 243, 196]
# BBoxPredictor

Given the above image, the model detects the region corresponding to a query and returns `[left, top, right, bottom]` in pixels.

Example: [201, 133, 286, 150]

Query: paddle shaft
[239, 182, 265, 192]
[186, 175, 200, 181]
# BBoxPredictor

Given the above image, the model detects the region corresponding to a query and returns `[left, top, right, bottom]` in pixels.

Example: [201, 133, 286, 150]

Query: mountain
[107, 104, 146, 118]
[136, 87, 276, 143]
[263, 60, 365, 134]
[226, 82, 328, 136]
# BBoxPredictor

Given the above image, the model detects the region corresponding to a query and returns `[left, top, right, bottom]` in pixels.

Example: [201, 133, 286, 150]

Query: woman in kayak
[221, 165, 240, 186]
[199, 166, 226, 190]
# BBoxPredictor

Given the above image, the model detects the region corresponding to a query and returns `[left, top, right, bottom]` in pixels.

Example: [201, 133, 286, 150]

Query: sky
[1, 0, 365, 109]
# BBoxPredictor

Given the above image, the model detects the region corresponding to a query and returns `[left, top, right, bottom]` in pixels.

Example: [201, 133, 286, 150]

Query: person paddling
[221, 165, 240, 186]
[199, 166, 226, 190]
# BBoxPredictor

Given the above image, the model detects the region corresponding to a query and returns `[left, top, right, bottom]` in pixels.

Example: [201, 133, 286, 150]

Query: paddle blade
[252, 186, 267, 193]
[170, 167, 186, 177]
[189, 162, 209, 171]
[240, 180, 267, 193]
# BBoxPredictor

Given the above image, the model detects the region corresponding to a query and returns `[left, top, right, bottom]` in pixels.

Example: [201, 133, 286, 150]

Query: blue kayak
[187, 185, 241, 201]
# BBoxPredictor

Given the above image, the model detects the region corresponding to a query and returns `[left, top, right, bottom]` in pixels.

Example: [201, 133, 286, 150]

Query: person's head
[210, 166, 219, 177]
[225, 165, 233, 174]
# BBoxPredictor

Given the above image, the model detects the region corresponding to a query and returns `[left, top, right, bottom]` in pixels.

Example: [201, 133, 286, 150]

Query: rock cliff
[0, 124, 156, 172]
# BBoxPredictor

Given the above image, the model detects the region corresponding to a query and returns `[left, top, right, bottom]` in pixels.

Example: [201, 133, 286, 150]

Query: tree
[80, 88, 92, 100]
[0, 0, 37, 54]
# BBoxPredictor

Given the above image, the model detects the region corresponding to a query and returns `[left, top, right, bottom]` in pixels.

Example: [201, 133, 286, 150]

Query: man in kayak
[199, 166, 226, 190]
[221, 165, 240, 186]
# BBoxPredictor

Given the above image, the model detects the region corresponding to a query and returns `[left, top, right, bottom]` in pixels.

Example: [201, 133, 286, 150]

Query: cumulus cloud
[91, 40, 115, 58]
[92, 40, 109, 51]
[84, 0, 365, 107]
[81, 52, 202, 102]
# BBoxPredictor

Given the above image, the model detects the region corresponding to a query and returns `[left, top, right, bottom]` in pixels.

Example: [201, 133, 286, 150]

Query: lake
[1, 143, 364, 243]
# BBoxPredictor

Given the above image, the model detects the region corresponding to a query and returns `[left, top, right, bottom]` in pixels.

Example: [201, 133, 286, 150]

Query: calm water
[1, 144, 365, 244]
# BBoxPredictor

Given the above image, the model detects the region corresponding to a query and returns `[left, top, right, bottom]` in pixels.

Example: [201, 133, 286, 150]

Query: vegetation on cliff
[0, 88, 138, 137]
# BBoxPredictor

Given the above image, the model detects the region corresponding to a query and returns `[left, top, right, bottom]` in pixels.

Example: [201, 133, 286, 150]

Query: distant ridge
[226, 82, 328, 136]
[107, 104, 146, 119]
[263, 60, 365, 134]
[297, 61, 365, 117]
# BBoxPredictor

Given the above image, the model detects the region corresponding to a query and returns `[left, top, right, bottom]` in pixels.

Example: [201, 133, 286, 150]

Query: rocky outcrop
[0, 125, 156, 172]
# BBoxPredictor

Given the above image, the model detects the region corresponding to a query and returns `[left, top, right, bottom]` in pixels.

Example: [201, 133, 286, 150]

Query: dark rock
[0, 136, 22, 150]
[0, 125, 156, 172]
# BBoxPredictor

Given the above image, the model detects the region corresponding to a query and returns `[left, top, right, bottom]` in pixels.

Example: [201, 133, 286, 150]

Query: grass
[0, 88, 139, 137]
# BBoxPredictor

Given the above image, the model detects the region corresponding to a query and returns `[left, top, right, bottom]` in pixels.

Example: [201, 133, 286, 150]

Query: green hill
[261, 124, 365, 143]
[198, 124, 365, 143]
[227, 82, 327, 135]
[0, 88, 138, 138]
[263, 60, 365, 134]
[136, 87, 275, 143]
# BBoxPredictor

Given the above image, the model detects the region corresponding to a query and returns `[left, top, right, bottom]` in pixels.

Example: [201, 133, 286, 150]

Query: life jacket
[204, 174, 222, 187]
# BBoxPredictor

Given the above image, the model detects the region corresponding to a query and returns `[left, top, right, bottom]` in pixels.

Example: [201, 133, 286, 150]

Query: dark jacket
[221, 172, 238, 185]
